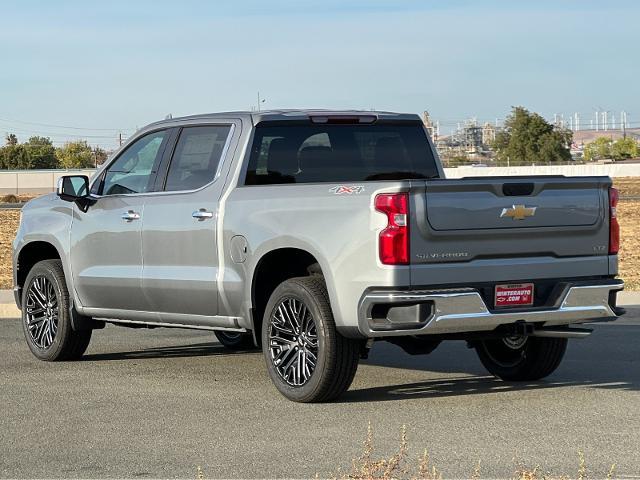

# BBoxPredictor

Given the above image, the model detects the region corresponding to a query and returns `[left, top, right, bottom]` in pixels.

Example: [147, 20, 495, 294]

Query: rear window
[244, 123, 438, 185]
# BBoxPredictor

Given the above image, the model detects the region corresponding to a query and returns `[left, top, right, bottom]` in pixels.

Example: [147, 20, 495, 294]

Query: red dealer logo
[494, 283, 534, 307]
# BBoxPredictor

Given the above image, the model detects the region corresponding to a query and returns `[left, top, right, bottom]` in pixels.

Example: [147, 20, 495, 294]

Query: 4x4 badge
[329, 185, 364, 195]
[500, 204, 537, 220]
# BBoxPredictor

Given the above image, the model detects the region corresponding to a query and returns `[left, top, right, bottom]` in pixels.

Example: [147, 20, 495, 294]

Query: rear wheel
[214, 331, 256, 350]
[262, 276, 361, 403]
[22, 260, 92, 361]
[475, 335, 567, 381]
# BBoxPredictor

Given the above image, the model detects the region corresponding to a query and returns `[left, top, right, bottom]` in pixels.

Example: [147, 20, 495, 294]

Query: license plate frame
[494, 283, 534, 308]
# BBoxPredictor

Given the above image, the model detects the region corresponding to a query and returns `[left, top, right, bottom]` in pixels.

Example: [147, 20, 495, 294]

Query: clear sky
[1, 0, 638, 148]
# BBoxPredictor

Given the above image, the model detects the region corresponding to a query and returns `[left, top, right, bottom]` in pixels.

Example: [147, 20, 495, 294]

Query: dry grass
[322, 423, 617, 480]
[0, 210, 20, 289]
[1, 180, 640, 291]
[613, 177, 640, 197]
[617, 200, 640, 290]
[0, 193, 37, 203]
[195, 424, 617, 479]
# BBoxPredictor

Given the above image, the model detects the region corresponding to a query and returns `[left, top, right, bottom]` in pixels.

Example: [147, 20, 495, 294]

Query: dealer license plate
[494, 283, 534, 308]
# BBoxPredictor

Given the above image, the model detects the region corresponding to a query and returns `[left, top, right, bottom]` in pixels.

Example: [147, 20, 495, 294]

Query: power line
[0, 120, 130, 137]
[0, 127, 122, 140]
[0, 116, 131, 132]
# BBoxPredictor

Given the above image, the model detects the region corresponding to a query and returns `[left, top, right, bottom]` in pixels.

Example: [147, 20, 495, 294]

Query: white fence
[0, 169, 96, 195]
[1, 163, 640, 195]
[443, 163, 640, 178]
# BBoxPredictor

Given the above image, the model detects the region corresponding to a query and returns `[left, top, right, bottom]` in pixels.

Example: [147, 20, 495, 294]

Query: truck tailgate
[409, 176, 612, 282]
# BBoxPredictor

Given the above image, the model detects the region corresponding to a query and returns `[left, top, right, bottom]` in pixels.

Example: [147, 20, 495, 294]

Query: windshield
[244, 123, 439, 185]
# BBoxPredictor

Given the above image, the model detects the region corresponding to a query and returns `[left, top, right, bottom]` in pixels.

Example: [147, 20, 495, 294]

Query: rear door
[141, 122, 239, 326]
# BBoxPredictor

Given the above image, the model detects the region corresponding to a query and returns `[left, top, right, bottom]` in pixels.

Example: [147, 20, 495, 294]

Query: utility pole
[118, 132, 123, 146]
[256, 91, 265, 112]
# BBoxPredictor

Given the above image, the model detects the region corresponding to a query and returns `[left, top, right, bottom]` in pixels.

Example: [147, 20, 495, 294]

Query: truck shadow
[342, 323, 640, 402]
[82, 342, 260, 361]
[340, 376, 597, 403]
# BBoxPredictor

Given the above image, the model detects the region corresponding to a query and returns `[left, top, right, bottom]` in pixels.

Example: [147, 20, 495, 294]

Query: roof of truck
[145, 109, 421, 129]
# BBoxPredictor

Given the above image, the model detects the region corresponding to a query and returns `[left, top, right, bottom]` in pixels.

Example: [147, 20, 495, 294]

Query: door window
[164, 125, 231, 192]
[101, 130, 168, 195]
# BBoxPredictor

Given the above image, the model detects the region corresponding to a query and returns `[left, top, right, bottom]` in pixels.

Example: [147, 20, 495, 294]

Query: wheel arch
[15, 240, 67, 309]
[249, 247, 331, 346]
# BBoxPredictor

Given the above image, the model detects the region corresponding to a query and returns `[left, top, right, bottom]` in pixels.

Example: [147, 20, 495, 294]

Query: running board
[530, 327, 593, 339]
[95, 317, 248, 333]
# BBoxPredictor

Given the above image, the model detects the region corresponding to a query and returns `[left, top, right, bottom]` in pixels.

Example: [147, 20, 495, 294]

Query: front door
[70, 129, 171, 313]
[141, 123, 237, 325]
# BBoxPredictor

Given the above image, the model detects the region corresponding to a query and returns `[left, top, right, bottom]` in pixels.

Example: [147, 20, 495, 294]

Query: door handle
[192, 209, 214, 220]
[121, 210, 141, 222]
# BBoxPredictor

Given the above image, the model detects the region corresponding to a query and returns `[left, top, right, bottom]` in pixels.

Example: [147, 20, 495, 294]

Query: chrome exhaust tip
[530, 327, 593, 339]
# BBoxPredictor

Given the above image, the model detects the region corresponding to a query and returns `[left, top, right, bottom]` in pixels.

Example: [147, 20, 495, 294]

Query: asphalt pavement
[1, 312, 640, 479]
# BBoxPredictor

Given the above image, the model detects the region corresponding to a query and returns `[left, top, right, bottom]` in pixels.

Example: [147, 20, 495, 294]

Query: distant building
[482, 123, 496, 146]
[422, 111, 439, 140]
[431, 118, 499, 166]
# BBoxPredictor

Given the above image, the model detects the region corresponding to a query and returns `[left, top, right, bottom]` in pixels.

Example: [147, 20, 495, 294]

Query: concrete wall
[0, 169, 96, 195]
[1, 163, 640, 195]
[444, 163, 640, 178]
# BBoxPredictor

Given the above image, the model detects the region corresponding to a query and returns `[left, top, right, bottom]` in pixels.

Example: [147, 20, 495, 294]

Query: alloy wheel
[268, 297, 318, 386]
[25, 276, 59, 349]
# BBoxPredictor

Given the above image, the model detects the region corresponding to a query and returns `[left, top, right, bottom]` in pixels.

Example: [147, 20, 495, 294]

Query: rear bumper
[357, 280, 623, 338]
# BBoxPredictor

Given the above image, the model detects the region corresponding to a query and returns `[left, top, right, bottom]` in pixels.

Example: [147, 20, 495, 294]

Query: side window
[101, 130, 168, 195]
[164, 125, 231, 192]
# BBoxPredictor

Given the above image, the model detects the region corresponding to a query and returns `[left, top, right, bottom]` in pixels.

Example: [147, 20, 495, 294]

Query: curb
[0, 304, 20, 318]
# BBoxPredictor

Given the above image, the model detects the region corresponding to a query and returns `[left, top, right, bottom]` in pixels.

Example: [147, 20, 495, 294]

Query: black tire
[214, 331, 257, 350]
[21, 259, 92, 361]
[475, 335, 567, 381]
[262, 276, 361, 403]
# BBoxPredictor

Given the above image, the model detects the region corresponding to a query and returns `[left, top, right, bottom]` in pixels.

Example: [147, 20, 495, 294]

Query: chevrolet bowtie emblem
[500, 204, 537, 220]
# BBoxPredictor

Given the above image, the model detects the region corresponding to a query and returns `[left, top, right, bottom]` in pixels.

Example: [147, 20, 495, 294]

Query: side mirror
[57, 175, 89, 202]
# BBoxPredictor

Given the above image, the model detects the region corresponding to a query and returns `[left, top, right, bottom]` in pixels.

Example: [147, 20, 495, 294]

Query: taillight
[609, 187, 620, 255]
[375, 193, 409, 265]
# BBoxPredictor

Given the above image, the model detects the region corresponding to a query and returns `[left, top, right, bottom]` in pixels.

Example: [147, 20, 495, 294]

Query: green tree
[611, 137, 639, 161]
[583, 137, 613, 161]
[56, 140, 95, 168]
[5, 133, 18, 146]
[23, 136, 59, 169]
[0, 144, 31, 169]
[492, 106, 572, 165]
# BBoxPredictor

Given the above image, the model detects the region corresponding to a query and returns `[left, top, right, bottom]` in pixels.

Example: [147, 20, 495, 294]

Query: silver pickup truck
[13, 110, 624, 402]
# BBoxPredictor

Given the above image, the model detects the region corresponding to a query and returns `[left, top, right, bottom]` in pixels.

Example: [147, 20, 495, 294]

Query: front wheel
[262, 276, 361, 403]
[22, 259, 92, 361]
[475, 335, 567, 381]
